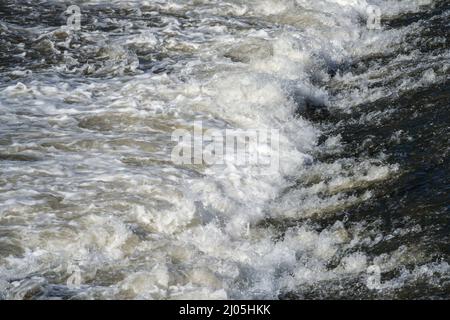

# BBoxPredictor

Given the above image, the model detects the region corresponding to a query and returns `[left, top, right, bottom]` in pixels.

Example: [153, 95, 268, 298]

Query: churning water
[0, 0, 449, 299]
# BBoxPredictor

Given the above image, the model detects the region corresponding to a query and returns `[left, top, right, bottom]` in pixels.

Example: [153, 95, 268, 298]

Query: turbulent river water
[0, 0, 449, 299]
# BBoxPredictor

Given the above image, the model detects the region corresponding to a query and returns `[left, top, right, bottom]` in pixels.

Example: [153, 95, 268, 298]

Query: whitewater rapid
[0, 0, 449, 299]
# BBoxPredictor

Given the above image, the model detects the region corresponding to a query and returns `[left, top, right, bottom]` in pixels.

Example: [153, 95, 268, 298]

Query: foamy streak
[0, 0, 446, 299]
